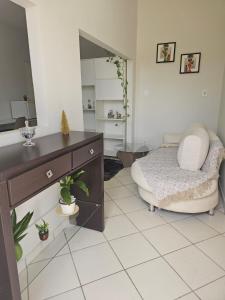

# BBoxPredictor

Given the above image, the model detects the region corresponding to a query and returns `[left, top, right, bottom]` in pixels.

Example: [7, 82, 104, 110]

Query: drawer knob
[46, 170, 53, 179]
[89, 148, 95, 155]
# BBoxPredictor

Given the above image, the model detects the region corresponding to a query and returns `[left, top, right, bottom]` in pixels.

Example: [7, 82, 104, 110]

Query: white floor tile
[29, 254, 80, 300]
[196, 276, 225, 300]
[127, 209, 166, 231]
[32, 232, 69, 263]
[114, 195, 147, 213]
[21, 289, 28, 300]
[104, 177, 122, 190]
[158, 209, 191, 223]
[19, 268, 27, 291]
[171, 217, 217, 243]
[165, 245, 224, 289]
[83, 271, 141, 300]
[104, 192, 112, 202]
[68, 227, 106, 252]
[143, 224, 190, 255]
[72, 243, 122, 285]
[106, 186, 133, 200]
[48, 288, 84, 300]
[127, 257, 190, 300]
[124, 183, 139, 195]
[117, 174, 134, 185]
[64, 226, 81, 241]
[104, 201, 123, 218]
[28, 259, 51, 285]
[104, 215, 138, 240]
[110, 233, 159, 268]
[197, 235, 225, 269]
[178, 293, 199, 300]
[196, 211, 225, 233]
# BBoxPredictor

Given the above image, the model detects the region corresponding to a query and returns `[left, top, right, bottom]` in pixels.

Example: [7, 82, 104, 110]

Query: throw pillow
[177, 127, 209, 171]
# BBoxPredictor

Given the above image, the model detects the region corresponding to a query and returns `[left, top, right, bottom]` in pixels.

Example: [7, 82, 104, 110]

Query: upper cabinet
[81, 59, 95, 86]
[94, 58, 118, 79]
[95, 79, 123, 100]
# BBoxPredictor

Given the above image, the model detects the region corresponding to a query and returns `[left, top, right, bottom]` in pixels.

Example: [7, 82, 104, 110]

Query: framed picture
[156, 42, 176, 63]
[180, 52, 201, 74]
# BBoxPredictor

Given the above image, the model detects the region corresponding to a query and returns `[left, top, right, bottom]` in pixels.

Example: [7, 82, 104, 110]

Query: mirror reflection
[0, 0, 37, 132]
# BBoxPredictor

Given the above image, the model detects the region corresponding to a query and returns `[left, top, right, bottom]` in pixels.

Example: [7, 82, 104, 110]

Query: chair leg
[149, 204, 155, 212]
[208, 208, 214, 216]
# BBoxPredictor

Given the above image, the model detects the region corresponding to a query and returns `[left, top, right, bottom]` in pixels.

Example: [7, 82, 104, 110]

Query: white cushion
[177, 127, 209, 171]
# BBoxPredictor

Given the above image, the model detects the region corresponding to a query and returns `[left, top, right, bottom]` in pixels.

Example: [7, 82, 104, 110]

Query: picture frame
[180, 52, 201, 74]
[156, 42, 176, 63]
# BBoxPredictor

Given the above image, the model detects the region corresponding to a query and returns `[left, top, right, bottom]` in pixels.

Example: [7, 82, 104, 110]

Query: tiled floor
[20, 168, 225, 300]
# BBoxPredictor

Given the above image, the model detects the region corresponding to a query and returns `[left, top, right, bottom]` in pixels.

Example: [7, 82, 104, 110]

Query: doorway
[79, 34, 132, 158]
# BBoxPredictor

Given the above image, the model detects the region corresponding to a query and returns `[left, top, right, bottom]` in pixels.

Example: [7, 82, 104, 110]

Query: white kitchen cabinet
[81, 59, 95, 86]
[94, 58, 118, 79]
[95, 79, 123, 100]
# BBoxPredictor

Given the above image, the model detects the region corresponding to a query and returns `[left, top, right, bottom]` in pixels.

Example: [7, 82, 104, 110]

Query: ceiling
[80, 36, 115, 59]
[0, 0, 26, 29]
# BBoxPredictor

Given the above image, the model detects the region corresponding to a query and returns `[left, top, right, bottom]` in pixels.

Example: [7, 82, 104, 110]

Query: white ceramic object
[56, 204, 79, 217]
[59, 196, 76, 215]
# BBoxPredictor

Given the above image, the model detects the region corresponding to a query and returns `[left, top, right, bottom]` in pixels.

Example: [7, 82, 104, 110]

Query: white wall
[2, 0, 137, 270]
[0, 22, 30, 121]
[27, 0, 137, 135]
[134, 0, 225, 146]
[218, 68, 225, 201]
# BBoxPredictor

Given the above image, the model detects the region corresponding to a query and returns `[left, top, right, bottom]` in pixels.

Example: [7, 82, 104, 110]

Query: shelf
[83, 109, 95, 112]
[96, 118, 126, 122]
[96, 99, 124, 101]
[104, 134, 125, 140]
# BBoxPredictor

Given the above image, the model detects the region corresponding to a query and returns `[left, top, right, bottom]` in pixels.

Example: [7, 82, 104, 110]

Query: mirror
[0, 0, 37, 132]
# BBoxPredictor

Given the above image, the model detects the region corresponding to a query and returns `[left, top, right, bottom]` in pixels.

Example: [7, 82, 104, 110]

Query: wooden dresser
[0, 131, 104, 300]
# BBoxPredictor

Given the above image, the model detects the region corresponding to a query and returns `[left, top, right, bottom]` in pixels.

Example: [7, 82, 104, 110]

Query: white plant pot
[59, 196, 76, 215]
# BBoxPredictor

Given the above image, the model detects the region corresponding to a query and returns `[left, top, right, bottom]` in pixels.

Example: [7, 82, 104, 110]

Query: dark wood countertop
[0, 131, 103, 180]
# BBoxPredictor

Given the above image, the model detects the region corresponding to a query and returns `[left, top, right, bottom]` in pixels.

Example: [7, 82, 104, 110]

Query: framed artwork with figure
[156, 42, 176, 63]
[180, 52, 201, 74]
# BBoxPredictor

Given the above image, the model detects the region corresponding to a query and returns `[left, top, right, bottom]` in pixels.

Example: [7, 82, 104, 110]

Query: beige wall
[29, 0, 137, 134]
[134, 0, 225, 146]
[218, 68, 225, 200]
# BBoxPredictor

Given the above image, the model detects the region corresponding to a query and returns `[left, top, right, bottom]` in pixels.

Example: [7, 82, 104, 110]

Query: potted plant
[35, 219, 49, 241]
[11, 209, 33, 262]
[59, 170, 89, 215]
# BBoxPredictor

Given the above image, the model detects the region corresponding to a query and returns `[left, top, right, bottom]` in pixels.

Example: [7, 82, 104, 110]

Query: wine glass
[20, 121, 36, 146]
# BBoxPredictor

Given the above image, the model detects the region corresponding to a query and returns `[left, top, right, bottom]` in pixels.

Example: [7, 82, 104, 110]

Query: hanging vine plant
[106, 56, 129, 118]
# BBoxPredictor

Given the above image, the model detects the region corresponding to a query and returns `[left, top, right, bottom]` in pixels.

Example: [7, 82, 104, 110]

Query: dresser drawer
[8, 153, 72, 206]
[73, 140, 101, 169]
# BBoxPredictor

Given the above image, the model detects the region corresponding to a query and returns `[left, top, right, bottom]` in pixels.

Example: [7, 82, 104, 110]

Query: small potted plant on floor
[11, 209, 33, 262]
[35, 219, 49, 241]
[59, 170, 89, 215]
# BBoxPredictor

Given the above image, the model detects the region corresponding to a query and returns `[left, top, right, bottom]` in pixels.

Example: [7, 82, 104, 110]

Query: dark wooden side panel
[8, 153, 71, 206]
[76, 201, 104, 232]
[72, 139, 104, 231]
[0, 182, 21, 300]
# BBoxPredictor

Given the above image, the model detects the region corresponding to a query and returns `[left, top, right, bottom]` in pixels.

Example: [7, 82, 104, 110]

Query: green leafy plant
[59, 170, 89, 205]
[35, 219, 49, 241]
[106, 56, 129, 113]
[35, 219, 49, 234]
[11, 209, 33, 261]
[106, 56, 129, 143]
